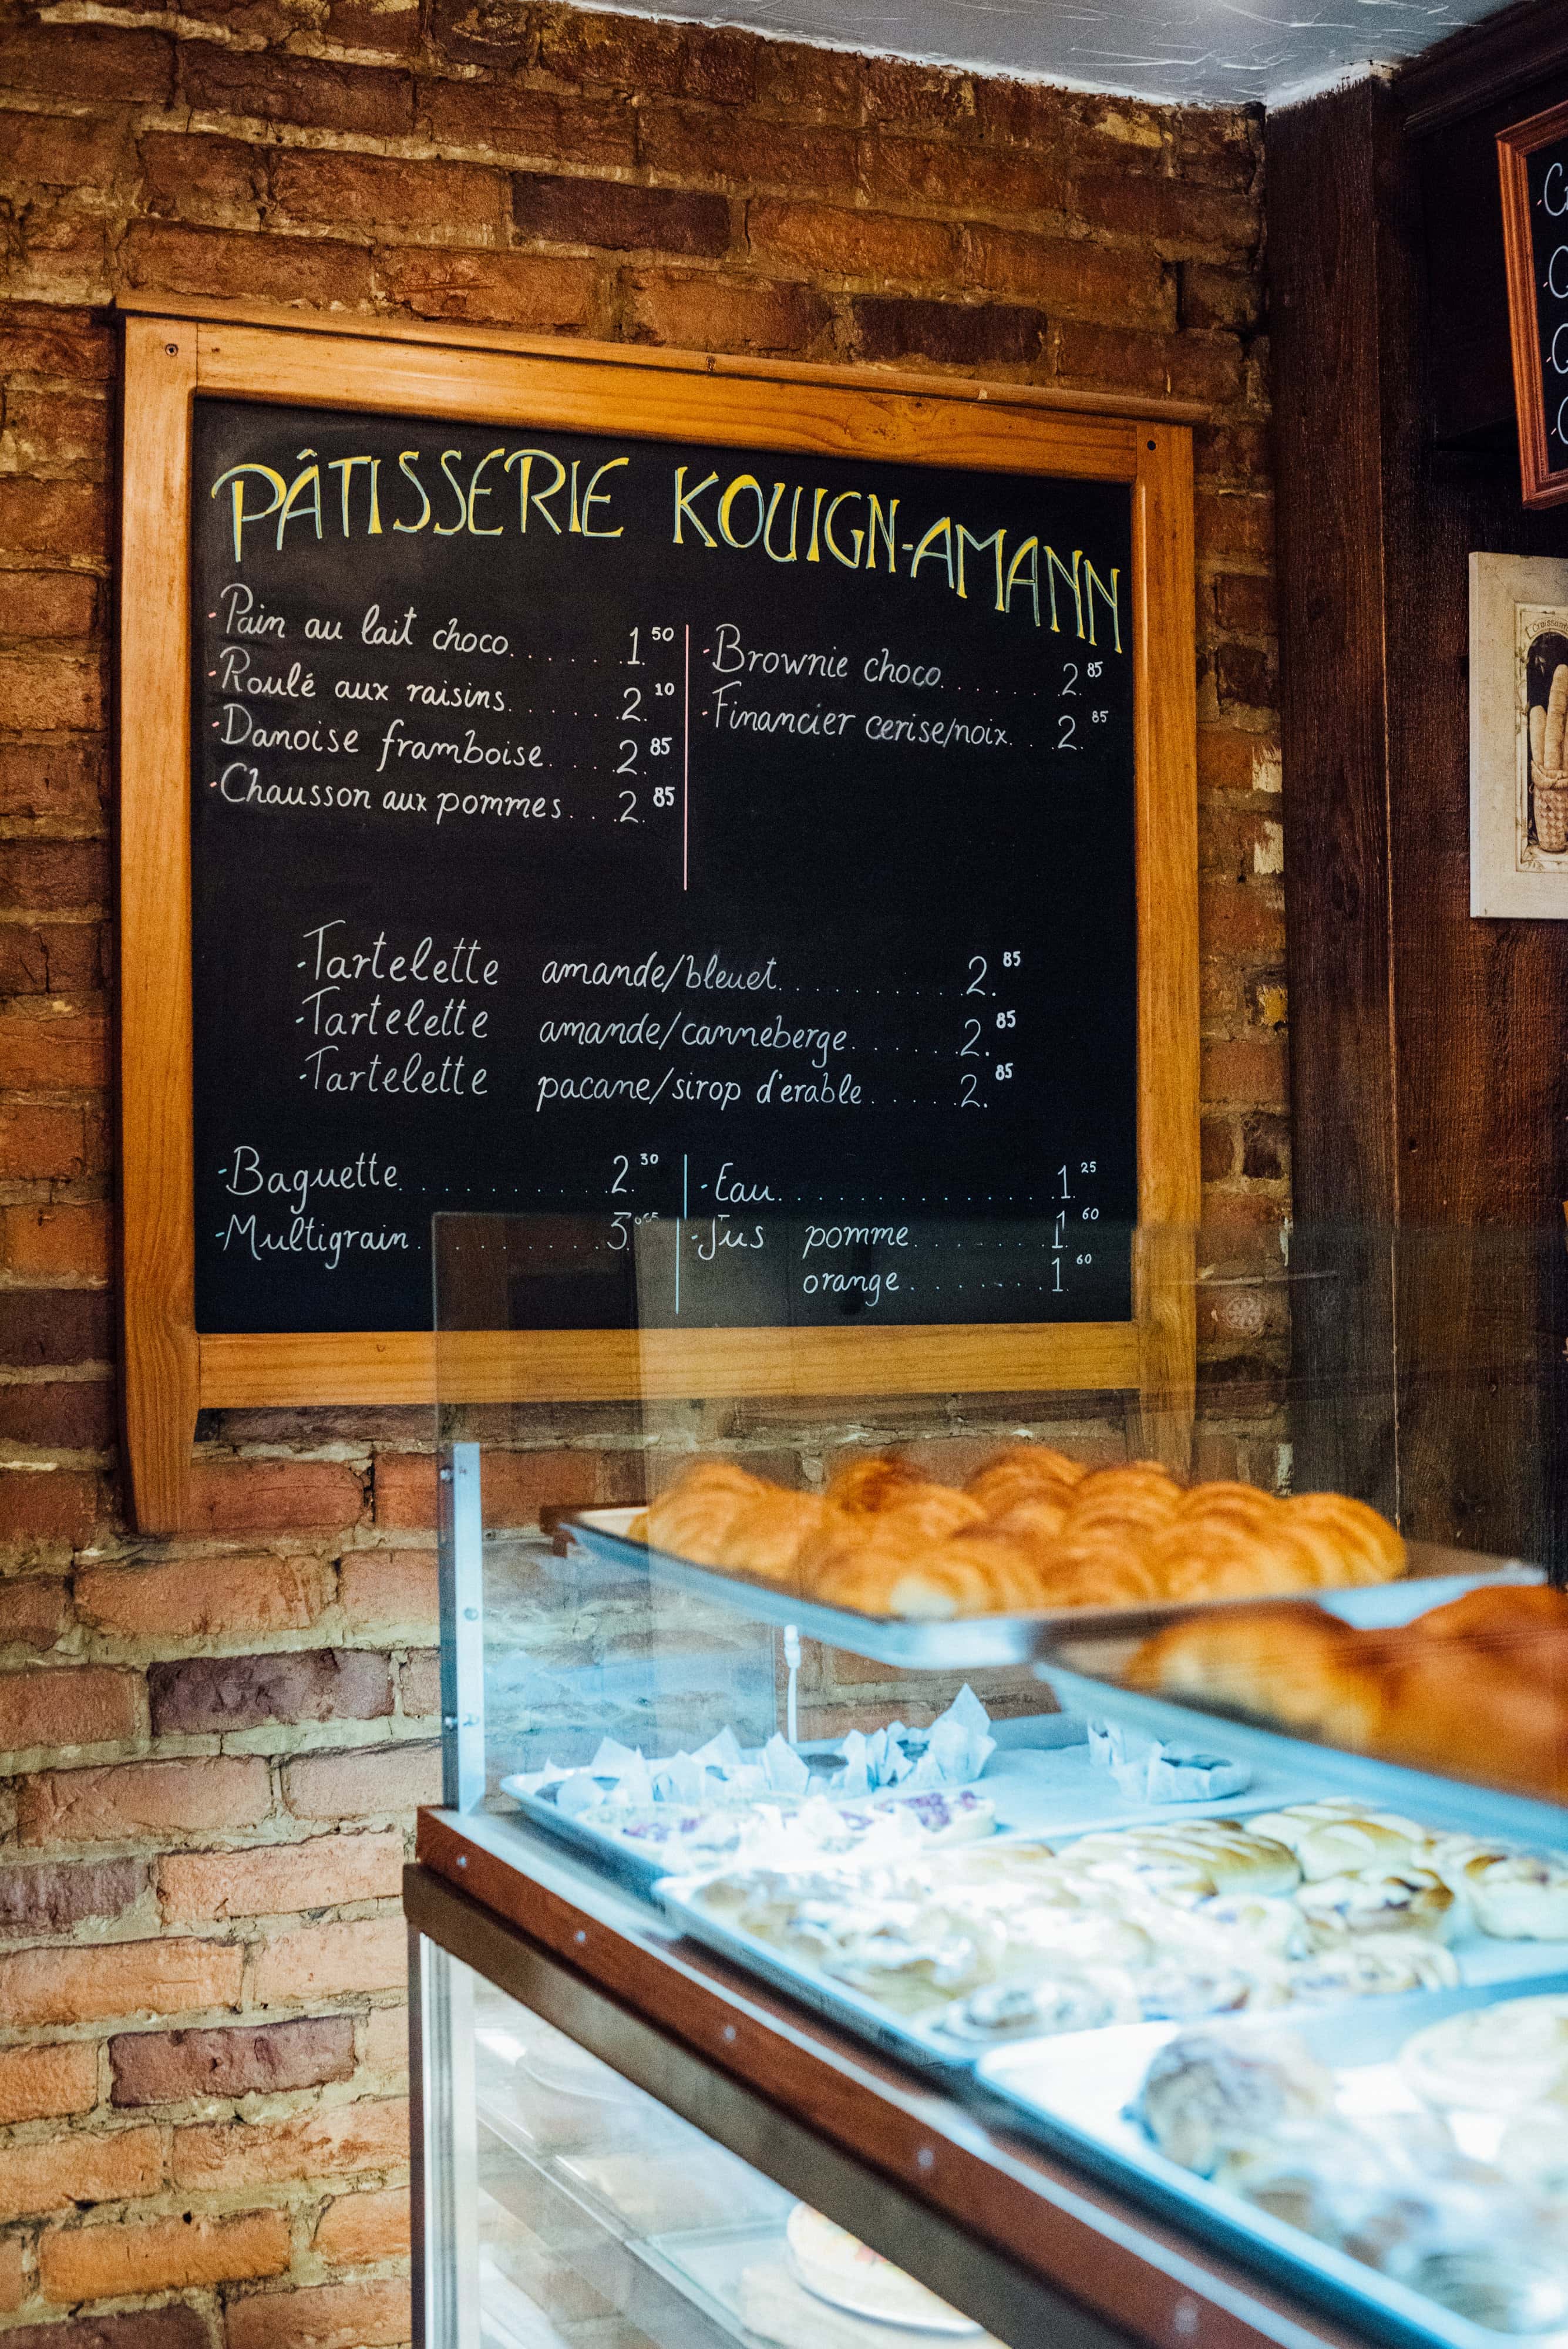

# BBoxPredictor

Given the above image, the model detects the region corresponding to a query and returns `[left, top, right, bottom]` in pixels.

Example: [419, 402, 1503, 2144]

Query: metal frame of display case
[409, 1816, 1371, 2349]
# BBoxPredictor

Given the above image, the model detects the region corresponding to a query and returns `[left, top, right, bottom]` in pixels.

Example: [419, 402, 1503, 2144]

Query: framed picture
[1498, 97, 1568, 509]
[1470, 552, 1568, 916]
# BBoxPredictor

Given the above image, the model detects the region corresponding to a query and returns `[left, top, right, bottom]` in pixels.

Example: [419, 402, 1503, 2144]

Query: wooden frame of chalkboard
[119, 298, 1199, 1534]
[1499, 96, 1568, 509]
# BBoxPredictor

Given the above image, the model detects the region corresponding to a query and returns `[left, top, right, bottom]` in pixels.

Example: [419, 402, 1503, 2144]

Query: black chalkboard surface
[190, 397, 1137, 1337]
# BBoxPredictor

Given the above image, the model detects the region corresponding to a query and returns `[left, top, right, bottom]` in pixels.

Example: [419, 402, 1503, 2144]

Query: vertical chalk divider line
[683, 622, 691, 891]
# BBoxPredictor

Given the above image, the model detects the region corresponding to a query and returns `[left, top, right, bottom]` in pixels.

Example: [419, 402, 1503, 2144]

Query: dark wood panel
[1267, 82, 1400, 1515]
[1397, 0, 1568, 136]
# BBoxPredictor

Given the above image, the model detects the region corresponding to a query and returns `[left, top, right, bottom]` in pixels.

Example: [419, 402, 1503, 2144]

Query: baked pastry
[1399, 1995, 1568, 2112]
[643, 1460, 769, 1564]
[812, 1526, 1042, 1619]
[1412, 1583, 1568, 1664]
[1125, 1606, 1394, 1747]
[723, 1488, 829, 1584]
[965, 1444, 1085, 1516]
[1152, 1520, 1324, 1603]
[1434, 1845, 1568, 1940]
[1294, 1867, 1453, 1942]
[987, 1496, 1070, 1549]
[1244, 1799, 1431, 1881]
[1280, 1490, 1406, 1584]
[1496, 2098, 1568, 2200]
[822, 1456, 932, 1517]
[1033, 1536, 1163, 1609]
[1133, 2030, 1334, 2176]
[936, 1970, 1122, 2044]
[1286, 1933, 1458, 2001]
[1061, 1820, 1301, 1902]
[785, 2205, 980, 2334]
[1058, 1462, 1184, 1549]
[1377, 1643, 1568, 1802]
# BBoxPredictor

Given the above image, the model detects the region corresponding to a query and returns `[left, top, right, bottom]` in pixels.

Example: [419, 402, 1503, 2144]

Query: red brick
[0, 23, 173, 103]
[1203, 1031, 1289, 1107]
[150, 1649, 392, 1735]
[173, 2095, 408, 2189]
[513, 173, 728, 255]
[0, 739, 103, 822]
[0, 1576, 69, 1650]
[1197, 725, 1271, 793]
[859, 135, 1064, 216]
[0, 1856, 143, 1938]
[1241, 1111, 1289, 1180]
[419, 79, 634, 166]
[1201, 1116, 1236, 1180]
[139, 130, 267, 223]
[314, 2185, 410, 2265]
[0, 111, 125, 190]
[254, 1916, 406, 2005]
[852, 296, 1046, 368]
[0, 304, 113, 378]
[624, 267, 829, 355]
[1182, 261, 1260, 333]
[40, 2209, 290, 2303]
[182, 46, 413, 134]
[335, 1549, 435, 1634]
[358, 2005, 408, 2079]
[122, 223, 375, 309]
[76, 1552, 332, 1640]
[228, 2281, 410, 2349]
[754, 40, 862, 121]
[1196, 488, 1274, 561]
[1, 386, 108, 474]
[282, 1741, 440, 1820]
[1054, 320, 1243, 407]
[0, 1105, 86, 1182]
[746, 197, 951, 283]
[327, 0, 422, 52]
[0, 1665, 136, 1753]
[4, 2313, 208, 2349]
[0, 480, 106, 561]
[0, 839, 109, 910]
[158, 1830, 404, 1923]
[399, 1650, 439, 1717]
[0, 1468, 97, 1546]
[0, 2125, 163, 2222]
[185, 1459, 365, 1534]
[963, 224, 1169, 326]
[860, 53, 968, 129]
[1173, 108, 1260, 191]
[0, 1290, 110, 1368]
[0, 924, 108, 999]
[1214, 637, 1277, 710]
[0, 2234, 23, 2312]
[536, 11, 754, 105]
[1214, 571, 1276, 635]
[0, 2041, 97, 2125]
[369, 1453, 436, 1530]
[640, 103, 857, 194]
[0, 1937, 244, 2028]
[1073, 171, 1256, 254]
[0, 572, 97, 641]
[111, 2016, 355, 2108]
[1201, 877, 1286, 957]
[377, 247, 600, 331]
[0, 1380, 113, 1452]
[0, 1014, 108, 1089]
[273, 149, 501, 233]
[16, 1755, 271, 1845]
[973, 75, 1076, 149]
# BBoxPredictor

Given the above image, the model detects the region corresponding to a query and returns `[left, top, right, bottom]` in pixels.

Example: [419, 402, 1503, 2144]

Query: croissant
[1282, 1491, 1405, 1585]
[642, 1461, 769, 1564]
[1127, 1604, 1394, 1748]
[823, 1456, 932, 1517]
[1147, 1516, 1318, 1601]
[1409, 1584, 1568, 1680]
[814, 1528, 1045, 1619]
[724, 1488, 829, 1584]
[1034, 1536, 1163, 1608]
[1061, 1463, 1185, 1544]
[987, 1496, 1069, 1550]
[799, 1485, 987, 1586]
[965, 1444, 1085, 1516]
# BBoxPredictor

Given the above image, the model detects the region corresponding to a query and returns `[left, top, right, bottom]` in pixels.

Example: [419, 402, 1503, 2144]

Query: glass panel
[422, 1944, 1011, 2349]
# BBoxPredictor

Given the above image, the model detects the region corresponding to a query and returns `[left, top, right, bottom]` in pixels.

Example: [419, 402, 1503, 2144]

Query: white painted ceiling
[619, 0, 1515, 109]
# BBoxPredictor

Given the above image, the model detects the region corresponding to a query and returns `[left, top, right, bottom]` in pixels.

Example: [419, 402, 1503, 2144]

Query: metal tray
[563, 1509, 1543, 1672]
[1039, 1662, 1568, 1851]
[977, 1971, 1568, 2349]
[657, 1877, 983, 2076]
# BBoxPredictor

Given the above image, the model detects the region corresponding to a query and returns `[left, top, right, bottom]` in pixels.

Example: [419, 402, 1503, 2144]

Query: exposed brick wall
[0, 2, 1281, 2342]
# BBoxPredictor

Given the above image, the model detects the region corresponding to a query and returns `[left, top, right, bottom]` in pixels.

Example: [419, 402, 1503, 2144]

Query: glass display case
[412, 1210, 1568, 2349]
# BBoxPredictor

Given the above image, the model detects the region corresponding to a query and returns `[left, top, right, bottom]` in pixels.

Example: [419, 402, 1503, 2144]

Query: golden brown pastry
[1375, 1644, 1568, 1802]
[987, 1496, 1069, 1549]
[822, 1456, 931, 1516]
[812, 1527, 1042, 1619]
[1035, 1536, 1164, 1608]
[1150, 1520, 1323, 1601]
[1061, 1462, 1185, 1544]
[965, 1443, 1085, 1516]
[642, 1460, 769, 1564]
[1172, 1481, 1280, 1526]
[1280, 1490, 1405, 1585]
[1126, 1604, 1394, 1747]
[722, 1487, 829, 1584]
[1410, 1583, 1568, 1670]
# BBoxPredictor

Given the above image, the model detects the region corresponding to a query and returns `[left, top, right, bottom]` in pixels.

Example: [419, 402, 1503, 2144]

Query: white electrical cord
[783, 1622, 800, 1747]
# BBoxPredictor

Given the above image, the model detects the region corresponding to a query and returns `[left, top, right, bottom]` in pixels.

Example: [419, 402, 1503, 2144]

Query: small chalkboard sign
[1500, 97, 1568, 509]
[117, 302, 1199, 1532]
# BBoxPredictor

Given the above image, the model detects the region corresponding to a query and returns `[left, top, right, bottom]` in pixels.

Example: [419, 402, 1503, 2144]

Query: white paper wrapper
[1087, 1718, 1250, 1803]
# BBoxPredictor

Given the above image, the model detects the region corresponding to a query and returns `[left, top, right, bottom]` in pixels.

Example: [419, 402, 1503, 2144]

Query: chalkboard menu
[1500, 99, 1568, 508]
[190, 398, 1138, 1337]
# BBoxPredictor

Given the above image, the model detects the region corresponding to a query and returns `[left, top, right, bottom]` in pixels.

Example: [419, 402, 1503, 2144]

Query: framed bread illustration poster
[1499, 96, 1568, 509]
[1470, 553, 1568, 916]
